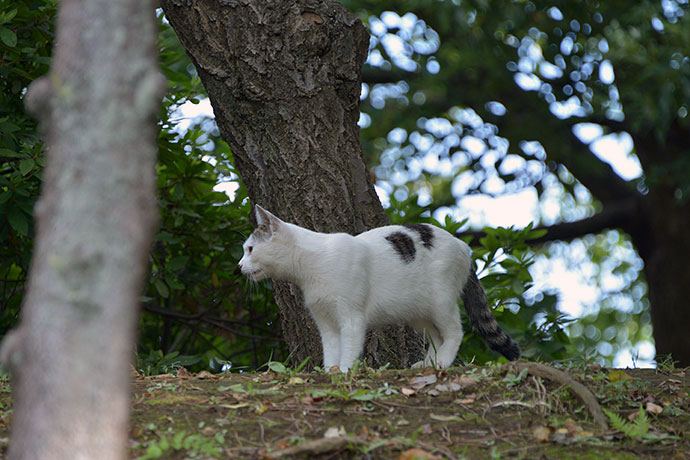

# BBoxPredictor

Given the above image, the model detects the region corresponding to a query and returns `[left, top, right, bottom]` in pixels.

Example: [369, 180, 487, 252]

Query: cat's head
[238, 205, 294, 281]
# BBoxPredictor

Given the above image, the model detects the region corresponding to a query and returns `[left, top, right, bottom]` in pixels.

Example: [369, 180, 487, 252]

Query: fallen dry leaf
[429, 413, 463, 422]
[552, 427, 569, 444]
[401, 387, 417, 397]
[533, 425, 551, 443]
[608, 370, 632, 383]
[566, 418, 582, 435]
[150, 373, 175, 379]
[196, 370, 215, 379]
[220, 403, 249, 410]
[176, 367, 191, 379]
[455, 375, 478, 388]
[258, 371, 278, 382]
[201, 426, 216, 437]
[434, 382, 462, 393]
[254, 404, 268, 415]
[398, 448, 441, 460]
[288, 376, 305, 385]
[323, 426, 346, 438]
[645, 402, 663, 415]
[409, 374, 437, 390]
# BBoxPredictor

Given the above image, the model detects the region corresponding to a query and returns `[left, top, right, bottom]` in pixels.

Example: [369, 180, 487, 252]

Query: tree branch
[142, 304, 283, 341]
[462, 199, 638, 246]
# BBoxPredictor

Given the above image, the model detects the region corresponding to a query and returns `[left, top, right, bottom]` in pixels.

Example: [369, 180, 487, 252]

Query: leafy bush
[134, 18, 287, 372]
[0, 0, 55, 336]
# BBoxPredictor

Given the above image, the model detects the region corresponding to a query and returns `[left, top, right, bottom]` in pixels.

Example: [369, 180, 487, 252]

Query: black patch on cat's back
[385, 231, 416, 263]
[405, 224, 434, 249]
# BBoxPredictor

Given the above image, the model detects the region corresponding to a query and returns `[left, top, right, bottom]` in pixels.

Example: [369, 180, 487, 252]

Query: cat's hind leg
[431, 302, 464, 368]
[410, 320, 443, 368]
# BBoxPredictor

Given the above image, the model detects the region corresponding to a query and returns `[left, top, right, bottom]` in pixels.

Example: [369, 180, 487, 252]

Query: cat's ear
[255, 205, 283, 234]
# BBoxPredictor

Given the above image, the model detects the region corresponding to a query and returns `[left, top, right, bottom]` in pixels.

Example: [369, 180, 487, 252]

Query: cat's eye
[247, 246, 253, 254]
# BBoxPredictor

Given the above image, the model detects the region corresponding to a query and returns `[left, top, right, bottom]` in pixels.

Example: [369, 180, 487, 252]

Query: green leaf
[525, 228, 547, 240]
[2, 9, 18, 24]
[172, 183, 184, 200]
[0, 27, 17, 47]
[166, 278, 184, 290]
[350, 389, 377, 401]
[8, 207, 28, 235]
[142, 444, 164, 459]
[157, 436, 170, 452]
[172, 430, 187, 450]
[0, 148, 23, 158]
[168, 255, 189, 271]
[154, 279, 169, 298]
[19, 158, 35, 176]
[267, 361, 287, 374]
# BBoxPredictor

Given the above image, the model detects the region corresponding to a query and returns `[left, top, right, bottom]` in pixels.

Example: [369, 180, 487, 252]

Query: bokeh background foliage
[3, 0, 688, 372]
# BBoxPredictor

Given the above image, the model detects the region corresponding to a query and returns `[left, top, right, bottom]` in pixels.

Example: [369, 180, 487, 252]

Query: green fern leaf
[603, 406, 650, 439]
[603, 408, 627, 431]
[631, 405, 650, 438]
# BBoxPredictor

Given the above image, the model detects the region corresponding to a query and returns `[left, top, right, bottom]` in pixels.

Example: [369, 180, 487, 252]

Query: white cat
[238, 205, 520, 371]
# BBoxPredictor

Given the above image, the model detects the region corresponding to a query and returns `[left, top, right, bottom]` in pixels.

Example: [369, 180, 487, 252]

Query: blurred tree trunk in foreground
[0, 0, 163, 458]
[160, 0, 424, 369]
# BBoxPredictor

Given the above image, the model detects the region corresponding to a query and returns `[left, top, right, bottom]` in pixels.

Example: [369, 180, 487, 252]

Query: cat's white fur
[238, 205, 474, 371]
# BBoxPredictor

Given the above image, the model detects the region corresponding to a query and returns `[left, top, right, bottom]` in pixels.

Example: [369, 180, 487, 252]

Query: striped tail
[461, 270, 521, 360]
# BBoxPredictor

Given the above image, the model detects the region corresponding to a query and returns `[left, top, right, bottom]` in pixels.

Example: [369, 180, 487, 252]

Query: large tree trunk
[636, 186, 690, 366]
[161, 0, 424, 369]
[0, 0, 163, 458]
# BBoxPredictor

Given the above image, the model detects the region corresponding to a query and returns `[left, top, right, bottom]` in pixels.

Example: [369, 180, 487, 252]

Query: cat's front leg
[321, 331, 340, 369]
[311, 312, 341, 369]
[338, 315, 366, 372]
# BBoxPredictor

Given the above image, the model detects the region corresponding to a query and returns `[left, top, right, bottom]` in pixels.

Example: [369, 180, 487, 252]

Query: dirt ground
[1, 363, 689, 459]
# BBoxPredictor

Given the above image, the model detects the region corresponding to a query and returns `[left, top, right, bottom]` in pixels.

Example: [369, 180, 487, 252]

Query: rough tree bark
[0, 0, 164, 459]
[160, 0, 424, 368]
[631, 130, 690, 366]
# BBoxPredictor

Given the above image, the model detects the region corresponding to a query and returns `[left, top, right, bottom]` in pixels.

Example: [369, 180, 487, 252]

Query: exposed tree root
[506, 362, 609, 429]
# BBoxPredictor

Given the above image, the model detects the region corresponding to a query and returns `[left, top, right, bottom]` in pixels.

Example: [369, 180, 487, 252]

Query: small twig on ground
[484, 400, 551, 413]
[417, 440, 456, 459]
[531, 375, 549, 415]
[262, 436, 364, 459]
[258, 421, 265, 443]
[506, 362, 608, 429]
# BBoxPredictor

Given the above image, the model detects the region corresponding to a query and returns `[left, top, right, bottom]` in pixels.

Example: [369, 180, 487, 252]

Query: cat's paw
[411, 360, 426, 369]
